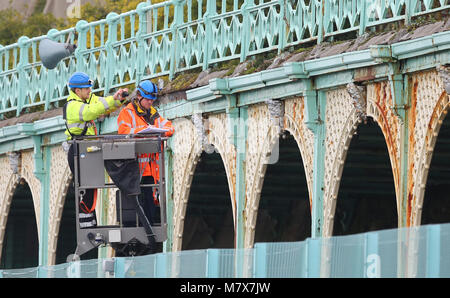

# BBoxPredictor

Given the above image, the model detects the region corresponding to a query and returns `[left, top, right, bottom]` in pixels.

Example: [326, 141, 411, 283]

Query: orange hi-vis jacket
[117, 102, 174, 181]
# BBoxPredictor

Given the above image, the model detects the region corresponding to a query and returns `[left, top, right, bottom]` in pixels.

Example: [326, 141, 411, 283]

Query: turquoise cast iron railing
[1, 222, 450, 278]
[0, 0, 449, 118]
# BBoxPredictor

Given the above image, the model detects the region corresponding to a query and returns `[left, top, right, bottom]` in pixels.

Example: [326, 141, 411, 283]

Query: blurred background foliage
[0, 0, 167, 46]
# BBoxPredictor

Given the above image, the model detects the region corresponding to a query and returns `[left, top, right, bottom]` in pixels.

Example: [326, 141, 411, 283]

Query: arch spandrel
[283, 97, 315, 208]
[322, 83, 403, 237]
[366, 81, 402, 204]
[47, 145, 72, 265]
[17, 150, 42, 239]
[244, 99, 314, 248]
[171, 117, 202, 251]
[244, 103, 279, 248]
[0, 155, 19, 260]
[0, 151, 41, 260]
[172, 113, 238, 251]
[322, 88, 363, 237]
[205, 113, 237, 223]
[408, 70, 449, 226]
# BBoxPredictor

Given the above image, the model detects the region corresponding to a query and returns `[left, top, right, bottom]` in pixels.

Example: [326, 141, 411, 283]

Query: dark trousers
[68, 143, 97, 227]
[116, 176, 157, 238]
[141, 175, 159, 225]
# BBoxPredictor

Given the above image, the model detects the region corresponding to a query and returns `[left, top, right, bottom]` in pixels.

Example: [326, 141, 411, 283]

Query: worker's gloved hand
[153, 188, 160, 206]
[114, 88, 129, 103]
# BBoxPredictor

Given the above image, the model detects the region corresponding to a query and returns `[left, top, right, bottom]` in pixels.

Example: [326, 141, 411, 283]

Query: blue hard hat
[68, 72, 92, 89]
[137, 80, 158, 100]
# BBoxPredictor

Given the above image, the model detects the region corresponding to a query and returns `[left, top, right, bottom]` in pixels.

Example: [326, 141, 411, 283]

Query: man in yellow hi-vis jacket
[64, 71, 128, 228]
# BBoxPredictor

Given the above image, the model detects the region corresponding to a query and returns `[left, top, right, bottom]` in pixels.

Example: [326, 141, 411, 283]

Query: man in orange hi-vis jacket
[117, 80, 174, 225]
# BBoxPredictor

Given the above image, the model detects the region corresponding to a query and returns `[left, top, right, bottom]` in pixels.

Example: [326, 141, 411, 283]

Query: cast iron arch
[254, 130, 311, 243]
[182, 150, 234, 250]
[0, 178, 39, 269]
[333, 117, 397, 236]
[422, 106, 450, 225]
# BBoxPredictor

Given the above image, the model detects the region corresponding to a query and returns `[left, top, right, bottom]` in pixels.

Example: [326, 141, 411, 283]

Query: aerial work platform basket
[69, 133, 167, 259]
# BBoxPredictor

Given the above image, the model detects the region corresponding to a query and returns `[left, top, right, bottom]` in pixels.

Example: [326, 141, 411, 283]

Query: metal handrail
[0, 0, 448, 118]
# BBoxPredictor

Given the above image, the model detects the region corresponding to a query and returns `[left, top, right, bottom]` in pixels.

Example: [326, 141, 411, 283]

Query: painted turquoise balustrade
[0, 28, 77, 117]
[0, 0, 448, 118]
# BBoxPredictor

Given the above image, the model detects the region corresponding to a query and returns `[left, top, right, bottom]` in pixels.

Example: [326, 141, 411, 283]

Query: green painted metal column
[240, 0, 255, 62]
[31, 135, 51, 269]
[389, 60, 411, 278]
[371, 46, 412, 276]
[164, 138, 175, 252]
[105, 12, 120, 95]
[304, 84, 327, 238]
[397, 74, 410, 229]
[74, 20, 88, 72]
[202, 0, 217, 71]
[17, 36, 30, 117]
[169, 0, 184, 80]
[226, 95, 248, 249]
[136, 2, 150, 85]
[370, 44, 412, 225]
[225, 93, 248, 277]
[235, 107, 248, 249]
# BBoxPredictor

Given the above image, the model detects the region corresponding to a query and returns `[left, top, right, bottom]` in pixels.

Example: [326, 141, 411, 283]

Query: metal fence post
[169, 0, 184, 80]
[405, 0, 413, 26]
[203, 0, 216, 70]
[359, 0, 367, 36]
[240, 0, 255, 62]
[278, 0, 286, 54]
[74, 20, 89, 72]
[136, 2, 150, 84]
[44, 29, 60, 111]
[317, 0, 325, 44]
[0, 44, 3, 73]
[0, 44, 4, 119]
[105, 12, 120, 95]
[17, 36, 30, 117]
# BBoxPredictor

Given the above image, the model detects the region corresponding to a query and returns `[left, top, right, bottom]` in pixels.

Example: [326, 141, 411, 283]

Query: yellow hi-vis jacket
[63, 90, 122, 139]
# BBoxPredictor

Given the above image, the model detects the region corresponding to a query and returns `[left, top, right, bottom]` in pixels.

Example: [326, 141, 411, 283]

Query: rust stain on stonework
[412, 91, 450, 225]
[373, 82, 401, 194]
[292, 101, 297, 122]
[406, 80, 419, 225]
[354, 67, 376, 83]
